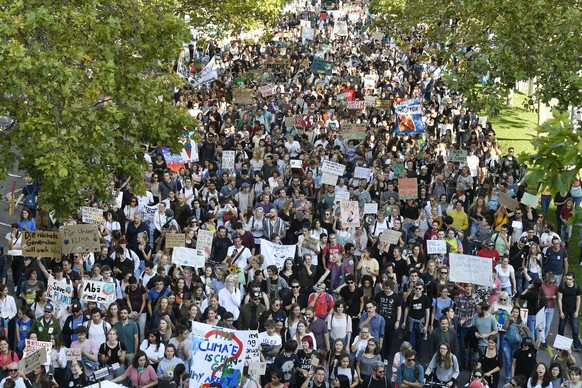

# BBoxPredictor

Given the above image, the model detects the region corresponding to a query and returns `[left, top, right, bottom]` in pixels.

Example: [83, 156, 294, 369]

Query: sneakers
[540, 342, 548, 350]
[573, 347, 581, 352]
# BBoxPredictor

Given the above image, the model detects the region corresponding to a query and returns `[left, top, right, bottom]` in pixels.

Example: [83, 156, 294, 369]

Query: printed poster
[173, 247, 206, 268]
[340, 201, 360, 228]
[260, 240, 296, 270]
[395, 99, 425, 134]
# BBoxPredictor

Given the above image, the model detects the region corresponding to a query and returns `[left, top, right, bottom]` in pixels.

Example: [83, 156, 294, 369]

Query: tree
[0, 0, 195, 219]
[369, 0, 582, 115]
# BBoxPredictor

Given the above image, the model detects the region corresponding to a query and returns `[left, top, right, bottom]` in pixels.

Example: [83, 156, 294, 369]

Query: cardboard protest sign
[379, 230, 402, 245]
[449, 150, 468, 163]
[232, 89, 254, 105]
[335, 191, 350, 202]
[498, 191, 520, 211]
[248, 361, 267, 376]
[172, 247, 205, 268]
[302, 236, 320, 252]
[353, 167, 372, 180]
[284, 116, 296, 128]
[363, 203, 378, 214]
[23, 231, 63, 258]
[360, 45, 372, 57]
[554, 334, 573, 350]
[47, 276, 73, 305]
[62, 224, 100, 254]
[23, 340, 52, 358]
[20, 347, 47, 374]
[520, 192, 539, 208]
[259, 84, 277, 97]
[165, 233, 185, 249]
[342, 123, 367, 139]
[321, 160, 346, 176]
[334, 21, 348, 36]
[310, 58, 334, 75]
[395, 99, 425, 134]
[81, 206, 104, 224]
[449, 254, 493, 287]
[196, 229, 214, 254]
[81, 280, 116, 304]
[364, 96, 376, 107]
[189, 322, 252, 388]
[65, 348, 82, 361]
[321, 172, 338, 186]
[260, 240, 296, 270]
[426, 240, 447, 254]
[375, 99, 393, 110]
[221, 150, 236, 170]
[265, 57, 289, 65]
[398, 178, 418, 199]
[346, 100, 364, 110]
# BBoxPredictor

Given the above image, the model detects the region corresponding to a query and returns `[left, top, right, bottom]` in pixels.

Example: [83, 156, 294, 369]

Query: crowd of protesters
[2, 0, 582, 387]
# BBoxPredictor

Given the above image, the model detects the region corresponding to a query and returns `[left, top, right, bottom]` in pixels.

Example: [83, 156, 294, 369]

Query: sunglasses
[440, 272, 448, 275]
[474, 375, 483, 378]
[8, 369, 18, 372]
[407, 358, 415, 361]
[291, 286, 300, 288]
[347, 281, 354, 284]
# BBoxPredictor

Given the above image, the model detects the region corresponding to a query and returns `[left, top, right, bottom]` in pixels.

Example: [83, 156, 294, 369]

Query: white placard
[321, 172, 338, 186]
[337, 92, 349, 101]
[479, 116, 488, 127]
[521, 192, 539, 208]
[554, 334, 573, 350]
[81, 280, 116, 304]
[353, 167, 372, 180]
[172, 247, 206, 268]
[426, 239, 447, 254]
[290, 159, 302, 168]
[302, 26, 314, 40]
[321, 160, 346, 176]
[335, 191, 349, 202]
[449, 254, 493, 287]
[334, 21, 348, 36]
[221, 150, 235, 170]
[195, 229, 214, 253]
[535, 307, 546, 330]
[449, 149, 468, 163]
[65, 348, 82, 361]
[47, 275, 73, 305]
[248, 361, 267, 376]
[364, 203, 378, 214]
[23, 340, 52, 358]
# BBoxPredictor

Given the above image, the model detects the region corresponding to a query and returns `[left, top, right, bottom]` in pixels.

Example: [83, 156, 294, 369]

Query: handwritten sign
[232, 89, 254, 105]
[379, 230, 402, 245]
[259, 84, 277, 97]
[364, 96, 376, 107]
[334, 21, 348, 36]
[375, 99, 393, 110]
[398, 178, 418, 200]
[165, 233, 185, 249]
[498, 192, 520, 211]
[354, 167, 372, 180]
[222, 150, 236, 170]
[81, 206, 104, 224]
[302, 236, 320, 252]
[342, 123, 367, 139]
[248, 361, 267, 376]
[449, 150, 468, 163]
[24, 340, 52, 358]
[62, 224, 100, 254]
[426, 240, 447, 254]
[449, 254, 493, 287]
[20, 347, 47, 374]
[23, 231, 63, 259]
[340, 201, 360, 228]
[284, 116, 296, 128]
[321, 172, 338, 186]
[172, 247, 206, 268]
[196, 229, 214, 254]
[81, 280, 116, 304]
[554, 334, 573, 350]
[520, 192, 539, 208]
[322, 160, 346, 176]
[346, 100, 364, 110]
[336, 92, 349, 101]
[335, 191, 350, 202]
[47, 276, 73, 305]
[363, 203, 378, 215]
[65, 348, 82, 361]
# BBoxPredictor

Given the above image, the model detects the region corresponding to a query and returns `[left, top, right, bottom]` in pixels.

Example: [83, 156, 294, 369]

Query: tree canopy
[369, 0, 582, 114]
[0, 0, 195, 219]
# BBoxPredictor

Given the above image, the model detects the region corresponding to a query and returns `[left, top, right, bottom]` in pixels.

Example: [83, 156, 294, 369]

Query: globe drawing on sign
[102, 283, 116, 296]
[495, 309, 510, 330]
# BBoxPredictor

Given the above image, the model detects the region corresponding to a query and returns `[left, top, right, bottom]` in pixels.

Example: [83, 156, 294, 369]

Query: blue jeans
[459, 326, 470, 365]
[574, 195, 582, 209]
[523, 271, 540, 290]
[527, 315, 538, 342]
[407, 320, 424, 355]
[541, 195, 552, 215]
[558, 311, 582, 349]
[515, 271, 525, 294]
[502, 339, 519, 381]
[542, 307, 555, 343]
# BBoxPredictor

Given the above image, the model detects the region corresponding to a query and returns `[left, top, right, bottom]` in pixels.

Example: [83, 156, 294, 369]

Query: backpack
[87, 320, 109, 340]
[505, 321, 522, 348]
[400, 362, 420, 382]
[23, 185, 37, 209]
[333, 363, 357, 386]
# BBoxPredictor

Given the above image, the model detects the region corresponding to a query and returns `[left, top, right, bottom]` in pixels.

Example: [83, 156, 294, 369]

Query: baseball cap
[44, 304, 54, 313]
[72, 302, 82, 312]
[315, 282, 325, 289]
[233, 233, 242, 239]
[53, 266, 63, 273]
[523, 337, 534, 346]
[241, 183, 250, 189]
[250, 291, 262, 299]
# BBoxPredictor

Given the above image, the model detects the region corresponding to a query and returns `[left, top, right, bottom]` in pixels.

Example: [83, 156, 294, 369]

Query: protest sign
[346, 100, 364, 110]
[336, 92, 349, 101]
[426, 240, 447, 254]
[302, 26, 314, 40]
[379, 230, 402, 245]
[392, 160, 404, 176]
[81, 280, 116, 304]
[521, 192, 539, 208]
[498, 192, 520, 211]
[23, 231, 63, 259]
[222, 150, 236, 170]
[141, 204, 158, 225]
[172, 247, 206, 268]
[321, 172, 338, 186]
[81, 206, 104, 224]
[535, 307, 546, 329]
[321, 160, 346, 176]
[494, 308, 511, 331]
[196, 229, 214, 254]
[47, 275, 73, 305]
[24, 340, 52, 358]
[354, 167, 372, 180]
[449, 150, 468, 163]
[375, 99, 393, 110]
[395, 99, 425, 134]
[334, 21, 348, 36]
[360, 45, 372, 57]
[165, 233, 185, 249]
[310, 58, 334, 75]
[398, 178, 418, 199]
[290, 159, 303, 169]
[260, 240, 296, 270]
[284, 116, 296, 128]
[364, 96, 376, 107]
[232, 89, 254, 105]
[302, 236, 320, 252]
[20, 347, 47, 374]
[335, 191, 350, 202]
[340, 201, 360, 228]
[189, 322, 251, 388]
[248, 362, 267, 376]
[554, 334, 573, 350]
[161, 148, 185, 173]
[371, 32, 385, 41]
[295, 114, 314, 128]
[449, 254, 493, 287]
[239, 330, 260, 363]
[478, 116, 488, 128]
[259, 84, 277, 97]
[65, 348, 82, 361]
[265, 57, 289, 65]
[363, 203, 378, 214]
[520, 308, 529, 325]
[342, 123, 367, 139]
[62, 224, 100, 254]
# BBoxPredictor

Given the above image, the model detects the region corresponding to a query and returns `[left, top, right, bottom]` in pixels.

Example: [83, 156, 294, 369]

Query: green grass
[489, 91, 581, 318]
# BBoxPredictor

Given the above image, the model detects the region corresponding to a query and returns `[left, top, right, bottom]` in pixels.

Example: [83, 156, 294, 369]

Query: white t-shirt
[84, 319, 111, 349]
[5, 232, 22, 256]
[257, 332, 282, 364]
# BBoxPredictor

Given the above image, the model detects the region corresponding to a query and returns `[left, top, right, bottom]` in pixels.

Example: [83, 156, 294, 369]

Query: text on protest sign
[321, 160, 346, 176]
[24, 340, 52, 358]
[353, 167, 372, 180]
[340, 201, 360, 228]
[240, 330, 260, 363]
[363, 203, 378, 214]
[81, 280, 117, 304]
[23, 231, 63, 259]
[259, 84, 278, 97]
[449, 254, 493, 287]
[426, 240, 447, 254]
[364, 96, 376, 107]
[302, 236, 320, 252]
[290, 160, 302, 169]
[47, 276, 73, 305]
[553, 334, 573, 350]
[449, 150, 468, 163]
[172, 247, 205, 268]
[321, 172, 338, 186]
[335, 191, 350, 202]
[379, 230, 401, 245]
[196, 229, 214, 254]
[283, 116, 296, 128]
[260, 239, 296, 271]
[346, 100, 364, 110]
[20, 347, 47, 375]
[165, 233, 185, 249]
[520, 192, 539, 208]
[221, 150, 236, 170]
[81, 206, 104, 224]
[398, 178, 418, 199]
[65, 348, 82, 361]
[336, 92, 349, 101]
[232, 89, 254, 105]
[498, 192, 520, 211]
[62, 224, 101, 254]
[333, 20, 348, 36]
[342, 123, 367, 139]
